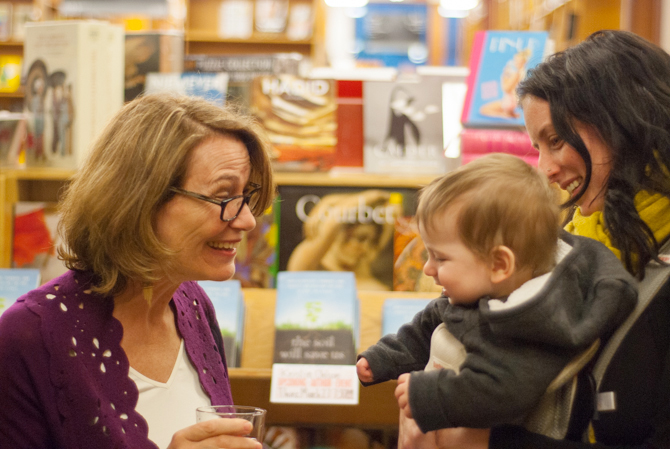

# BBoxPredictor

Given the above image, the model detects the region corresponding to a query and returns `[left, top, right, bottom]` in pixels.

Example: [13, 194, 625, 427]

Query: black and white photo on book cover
[363, 77, 448, 175]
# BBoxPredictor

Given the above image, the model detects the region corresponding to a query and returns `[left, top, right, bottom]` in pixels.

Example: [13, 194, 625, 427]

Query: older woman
[0, 94, 275, 449]
[399, 30, 670, 448]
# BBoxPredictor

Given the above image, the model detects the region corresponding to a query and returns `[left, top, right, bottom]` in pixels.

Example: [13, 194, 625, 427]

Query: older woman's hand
[398, 412, 491, 449]
[168, 418, 262, 449]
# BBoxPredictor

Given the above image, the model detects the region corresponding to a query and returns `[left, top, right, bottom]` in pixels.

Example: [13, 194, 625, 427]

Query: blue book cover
[354, 3, 428, 68]
[461, 31, 549, 128]
[0, 268, 41, 317]
[274, 271, 359, 365]
[382, 298, 433, 337]
[144, 72, 229, 106]
[198, 279, 245, 367]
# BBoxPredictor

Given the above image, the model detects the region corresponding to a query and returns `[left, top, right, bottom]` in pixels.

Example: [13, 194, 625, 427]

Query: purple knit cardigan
[0, 270, 233, 449]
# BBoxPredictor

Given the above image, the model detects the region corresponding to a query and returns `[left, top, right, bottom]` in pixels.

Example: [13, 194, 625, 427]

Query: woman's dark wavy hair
[517, 30, 670, 278]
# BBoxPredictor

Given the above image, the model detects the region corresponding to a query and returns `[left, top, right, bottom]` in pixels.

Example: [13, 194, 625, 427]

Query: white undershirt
[128, 340, 211, 449]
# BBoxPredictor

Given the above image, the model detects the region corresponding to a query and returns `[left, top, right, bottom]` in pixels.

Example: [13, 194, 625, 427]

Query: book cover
[233, 199, 279, 288]
[23, 21, 124, 169]
[363, 76, 447, 175]
[198, 279, 245, 367]
[278, 185, 419, 291]
[286, 2, 312, 41]
[183, 53, 304, 111]
[12, 202, 68, 284]
[218, 0, 253, 39]
[273, 271, 358, 365]
[11, 3, 34, 42]
[392, 217, 441, 292]
[334, 80, 363, 168]
[124, 31, 184, 102]
[354, 3, 428, 68]
[145, 72, 230, 106]
[0, 2, 11, 41]
[0, 268, 40, 317]
[459, 128, 534, 156]
[461, 30, 549, 128]
[0, 111, 26, 166]
[382, 298, 433, 336]
[250, 75, 337, 172]
[0, 54, 22, 93]
[255, 0, 289, 33]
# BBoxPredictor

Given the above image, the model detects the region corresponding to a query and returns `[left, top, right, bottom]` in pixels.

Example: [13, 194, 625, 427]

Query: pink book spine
[460, 31, 486, 126]
[460, 128, 535, 157]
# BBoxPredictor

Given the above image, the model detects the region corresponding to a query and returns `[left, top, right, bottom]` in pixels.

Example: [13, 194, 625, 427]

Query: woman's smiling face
[522, 95, 613, 216]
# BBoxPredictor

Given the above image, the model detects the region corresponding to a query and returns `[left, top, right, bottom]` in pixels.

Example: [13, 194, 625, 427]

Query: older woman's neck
[113, 279, 179, 325]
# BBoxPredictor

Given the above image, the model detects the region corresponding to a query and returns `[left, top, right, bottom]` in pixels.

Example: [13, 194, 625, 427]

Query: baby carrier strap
[591, 238, 670, 389]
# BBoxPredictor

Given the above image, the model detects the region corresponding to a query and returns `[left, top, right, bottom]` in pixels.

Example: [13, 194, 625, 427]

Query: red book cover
[334, 80, 363, 167]
[461, 152, 538, 167]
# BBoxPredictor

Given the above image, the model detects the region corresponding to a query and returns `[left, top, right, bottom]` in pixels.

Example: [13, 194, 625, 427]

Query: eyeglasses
[170, 182, 262, 222]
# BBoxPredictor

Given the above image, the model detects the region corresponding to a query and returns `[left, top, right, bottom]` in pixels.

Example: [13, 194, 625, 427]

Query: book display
[459, 30, 550, 167]
[22, 20, 124, 169]
[183, 53, 304, 110]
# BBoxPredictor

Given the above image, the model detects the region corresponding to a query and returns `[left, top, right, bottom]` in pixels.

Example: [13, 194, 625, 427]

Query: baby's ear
[489, 245, 516, 284]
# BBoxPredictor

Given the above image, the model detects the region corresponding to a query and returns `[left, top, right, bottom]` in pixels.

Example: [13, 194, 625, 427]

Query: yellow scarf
[564, 191, 670, 261]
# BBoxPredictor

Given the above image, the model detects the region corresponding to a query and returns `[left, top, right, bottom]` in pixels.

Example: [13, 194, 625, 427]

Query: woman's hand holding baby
[395, 373, 413, 419]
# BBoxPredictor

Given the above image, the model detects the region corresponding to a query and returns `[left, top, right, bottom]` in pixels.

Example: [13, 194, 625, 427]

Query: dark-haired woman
[399, 29, 670, 449]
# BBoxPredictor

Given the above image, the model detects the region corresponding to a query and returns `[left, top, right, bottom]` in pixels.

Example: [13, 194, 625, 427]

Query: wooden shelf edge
[0, 167, 76, 181]
[185, 32, 312, 46]
[0, 167, 437, 188]
[229, 367, 272, 379]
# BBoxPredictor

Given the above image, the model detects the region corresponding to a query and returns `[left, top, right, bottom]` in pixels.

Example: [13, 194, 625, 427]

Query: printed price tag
[270, 363, 359, 405]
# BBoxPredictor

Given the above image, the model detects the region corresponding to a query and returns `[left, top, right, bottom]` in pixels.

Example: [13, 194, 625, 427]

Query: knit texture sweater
[0, 270, 233, 449]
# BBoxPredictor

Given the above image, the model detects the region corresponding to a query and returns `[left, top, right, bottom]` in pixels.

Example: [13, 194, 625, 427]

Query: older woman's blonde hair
[57, 93, 275, 295]
[416, 153, 560, 275]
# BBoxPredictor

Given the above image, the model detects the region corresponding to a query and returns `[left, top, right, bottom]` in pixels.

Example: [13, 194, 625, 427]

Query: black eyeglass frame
[169, 182, 262, 222]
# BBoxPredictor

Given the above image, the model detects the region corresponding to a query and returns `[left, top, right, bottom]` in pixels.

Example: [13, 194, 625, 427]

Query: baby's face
[420, 208, 494, 306]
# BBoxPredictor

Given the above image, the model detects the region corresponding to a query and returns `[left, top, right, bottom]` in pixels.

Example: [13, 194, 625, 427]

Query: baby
[357, 153, 637, 433]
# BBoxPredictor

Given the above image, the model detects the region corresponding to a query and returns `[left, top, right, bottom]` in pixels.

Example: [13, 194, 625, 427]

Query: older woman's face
[155, 134, 256, 285]
[522, 96, 613, 216]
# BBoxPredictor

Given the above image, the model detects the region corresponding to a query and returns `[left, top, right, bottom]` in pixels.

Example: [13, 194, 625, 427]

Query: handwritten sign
[270, 364, 359, 405]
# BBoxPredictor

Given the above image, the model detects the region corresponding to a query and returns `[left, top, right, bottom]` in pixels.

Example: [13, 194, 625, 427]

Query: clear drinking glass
[195, 405, 266, 442]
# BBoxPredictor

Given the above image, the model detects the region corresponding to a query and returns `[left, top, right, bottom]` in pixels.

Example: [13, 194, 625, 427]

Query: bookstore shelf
[0, 167, 437, 269]
[229, 288, 437, 427]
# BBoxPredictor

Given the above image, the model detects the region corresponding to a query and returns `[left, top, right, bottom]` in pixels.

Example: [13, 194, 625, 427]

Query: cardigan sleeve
[0, 302, 62, 449]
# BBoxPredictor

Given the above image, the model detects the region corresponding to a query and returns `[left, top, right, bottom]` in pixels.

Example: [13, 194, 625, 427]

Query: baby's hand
[395, 373, 413, 419]
[356, 358, 374, 383]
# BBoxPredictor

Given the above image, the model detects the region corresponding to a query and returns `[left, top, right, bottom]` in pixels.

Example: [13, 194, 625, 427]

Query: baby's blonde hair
[416, 153, 560, 275]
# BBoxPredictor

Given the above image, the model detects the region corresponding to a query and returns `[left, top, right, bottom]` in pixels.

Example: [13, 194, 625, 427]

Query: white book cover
[0, 268, 40, 318]
[218, 0, 253, 39]
[363, 76, 448, 175]
[274, 271, 359, 365]
[23, 21, 123, 169]
[198, 280, 245, 368]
